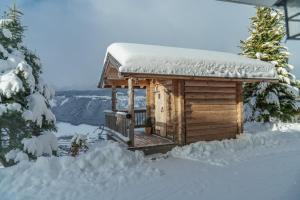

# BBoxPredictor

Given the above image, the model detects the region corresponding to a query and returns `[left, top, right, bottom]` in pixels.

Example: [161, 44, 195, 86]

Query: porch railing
[104, 109, 147, 144]
[117, 109, 147, 128]
[104, 111, 130, 138]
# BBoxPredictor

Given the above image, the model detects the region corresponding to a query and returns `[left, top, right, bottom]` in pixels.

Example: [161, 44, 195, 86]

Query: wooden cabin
[98, 43, 278, 154]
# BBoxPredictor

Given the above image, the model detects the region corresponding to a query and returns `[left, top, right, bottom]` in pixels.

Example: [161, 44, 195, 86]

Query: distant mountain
[52, 89, 146, 126]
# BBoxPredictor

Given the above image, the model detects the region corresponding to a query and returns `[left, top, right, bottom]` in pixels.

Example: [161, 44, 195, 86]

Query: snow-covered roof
[105, 43, 278, 80]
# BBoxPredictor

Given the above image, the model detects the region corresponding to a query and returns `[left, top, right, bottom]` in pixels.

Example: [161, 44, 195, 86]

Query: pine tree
[3, 4, 25, 48]
[241, 7, 299, 122]
[0, 4, 56, 166]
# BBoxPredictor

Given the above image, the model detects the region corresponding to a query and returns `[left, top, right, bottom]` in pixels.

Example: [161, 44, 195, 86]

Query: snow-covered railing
[104, 111, 130, 142]
[104, 109, 147, 145]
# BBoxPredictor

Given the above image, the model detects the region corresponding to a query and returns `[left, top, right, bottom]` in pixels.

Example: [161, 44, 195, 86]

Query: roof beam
[121, 72, 278, 83]
[100, 79, 149, 88]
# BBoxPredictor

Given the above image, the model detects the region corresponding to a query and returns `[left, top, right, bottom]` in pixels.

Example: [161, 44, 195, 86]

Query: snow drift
[170, 122, 300, 166]
[1, 122, 300, 200]
[0, 141, 160, 200]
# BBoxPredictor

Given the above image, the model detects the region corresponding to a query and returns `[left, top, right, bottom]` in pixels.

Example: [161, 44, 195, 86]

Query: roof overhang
[98, 43, 278, 88]
[98, 53, 150, 88]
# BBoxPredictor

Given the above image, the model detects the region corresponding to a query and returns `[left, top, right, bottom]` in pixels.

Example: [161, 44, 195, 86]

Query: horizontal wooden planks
[186, 123, 237, 131]
[185, 104, 237, 111]
[186, 116, 236, 124]
[184, 80, 239, 143]
[185, 86, 236, 93]
[185, 99, 237, 105]
[186, 125, 237, 136]
[186, 110, 237, 119]
[185, 81, 236, 87]
[185, 92, 236, 100]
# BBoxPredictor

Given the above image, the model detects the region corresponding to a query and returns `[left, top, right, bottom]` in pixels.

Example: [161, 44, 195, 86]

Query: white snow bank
[170, 122, 300, 166]
[0, 142, 160, 200]
[106, 43, 278, 80]
[55, 122, 99, 138]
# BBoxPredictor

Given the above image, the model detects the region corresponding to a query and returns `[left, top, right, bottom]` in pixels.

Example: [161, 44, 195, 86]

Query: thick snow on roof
[106, 43, 278, 80]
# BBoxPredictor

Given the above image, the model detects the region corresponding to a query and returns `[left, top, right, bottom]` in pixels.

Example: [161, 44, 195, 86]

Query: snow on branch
[0, 103, 21, 116]
[0, 71, 24, 98]
[22, 93, 56, 127]
[22, 132, 58, 157]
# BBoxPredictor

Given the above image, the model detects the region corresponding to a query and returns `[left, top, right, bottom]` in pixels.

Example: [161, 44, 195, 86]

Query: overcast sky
[0, 0, 299, 90]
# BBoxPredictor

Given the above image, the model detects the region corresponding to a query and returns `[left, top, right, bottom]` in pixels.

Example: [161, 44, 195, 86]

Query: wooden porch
[104, 108, 176, 153]
[134, 129, 174, 147]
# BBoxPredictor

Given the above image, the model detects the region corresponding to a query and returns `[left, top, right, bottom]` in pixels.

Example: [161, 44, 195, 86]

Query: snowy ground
[0, 122, 300, 200]
[55, 122, 100, 138]
[55, 122, 101, 156]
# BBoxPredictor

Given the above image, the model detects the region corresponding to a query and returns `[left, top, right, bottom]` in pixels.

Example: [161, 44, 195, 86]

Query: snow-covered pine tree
[241, 7, 299, 122]
[0, 4, 57, 166]
[2, 4, 24, 48]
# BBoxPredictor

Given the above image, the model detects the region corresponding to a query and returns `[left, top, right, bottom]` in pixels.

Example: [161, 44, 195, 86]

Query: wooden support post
[146, 80, 156, 134]
[149, 80, 155, 122]
[111, 86, 117, 111]
[172, 80, 178, 143]
[145, 80, 153, 134]
[175, 80, 185, 145]
[128, 78, 135, 146]
[146, 80, 151, 120]
[236, 82, 244, 134]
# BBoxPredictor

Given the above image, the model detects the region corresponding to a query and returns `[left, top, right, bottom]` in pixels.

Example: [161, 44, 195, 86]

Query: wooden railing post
[111, 86, 117, 111]
[128, 78, 135, 146]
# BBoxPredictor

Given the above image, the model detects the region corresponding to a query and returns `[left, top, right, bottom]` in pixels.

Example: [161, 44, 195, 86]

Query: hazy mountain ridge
[52, 90, 146, 126]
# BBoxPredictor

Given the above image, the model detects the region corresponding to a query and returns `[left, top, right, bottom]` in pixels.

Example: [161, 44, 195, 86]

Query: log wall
[147, 79, 243, 145]
[184, 80, 242, 143]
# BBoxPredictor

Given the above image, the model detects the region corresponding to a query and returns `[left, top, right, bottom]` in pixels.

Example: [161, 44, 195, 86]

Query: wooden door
[154, 85, 167, 137]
